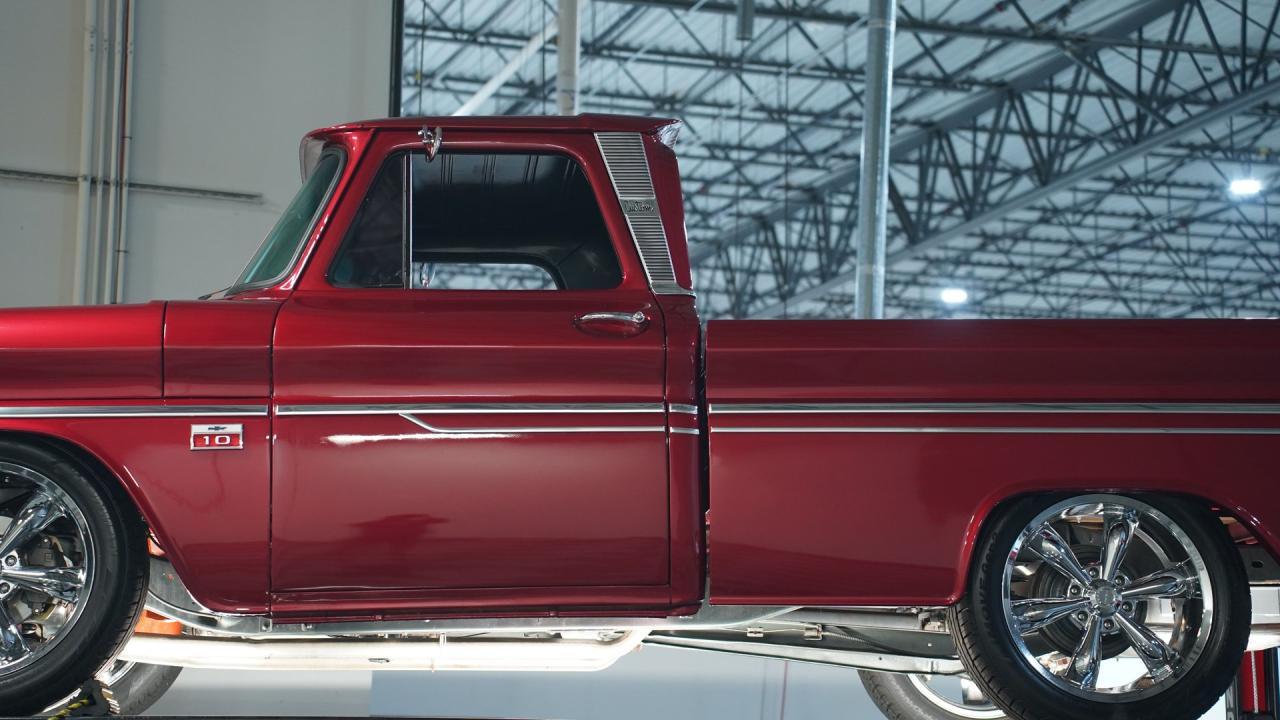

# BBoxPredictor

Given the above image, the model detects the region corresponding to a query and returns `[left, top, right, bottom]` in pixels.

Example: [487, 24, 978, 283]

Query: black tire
[859, 670, 1006, 720]
[950, 493, 1250, 720]
[0, 439, 149, 716]
[103, 661, 184, 715]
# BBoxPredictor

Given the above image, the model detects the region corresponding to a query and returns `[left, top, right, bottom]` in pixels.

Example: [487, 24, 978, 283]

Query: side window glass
[328, 149, 622, 291]
[331, 155, 405, 288]
[409, 153, 622, 291]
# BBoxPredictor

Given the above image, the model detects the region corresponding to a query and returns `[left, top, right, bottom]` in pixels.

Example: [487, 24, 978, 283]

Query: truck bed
[704, 319, 1280, 606]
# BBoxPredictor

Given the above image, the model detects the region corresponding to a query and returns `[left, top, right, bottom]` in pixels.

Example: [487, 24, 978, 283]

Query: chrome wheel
[0, 461, 95, 676]
[1002, 495, 1212, 701]
[907, 673, 1005, 719]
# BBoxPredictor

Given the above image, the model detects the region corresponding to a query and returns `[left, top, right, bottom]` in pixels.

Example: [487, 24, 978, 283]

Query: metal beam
[686, 0, 1188, 263]
[453, 20, 557, 116]
[853, 0, 895, 319]
[751, 75, 1280, 317]
[595, 0, 1278, 61]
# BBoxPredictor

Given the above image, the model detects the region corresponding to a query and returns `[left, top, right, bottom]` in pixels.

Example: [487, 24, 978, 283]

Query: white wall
[0, 1, 87, 307]
[0, 0, 391, 307]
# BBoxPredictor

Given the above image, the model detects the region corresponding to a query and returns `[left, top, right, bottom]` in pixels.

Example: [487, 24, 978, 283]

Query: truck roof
[316, 113, 680, 135]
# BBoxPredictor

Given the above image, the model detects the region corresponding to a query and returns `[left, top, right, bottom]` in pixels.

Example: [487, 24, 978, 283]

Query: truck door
[270, 130, 672, 613]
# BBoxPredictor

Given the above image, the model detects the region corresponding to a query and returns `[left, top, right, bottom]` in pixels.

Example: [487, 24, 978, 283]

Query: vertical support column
[73, 0, 100, 305]
[556, 0, 581, 115]
[852, 0, 896, 319]
[389, 0, 405, 117]
[736, 0, 754, 41]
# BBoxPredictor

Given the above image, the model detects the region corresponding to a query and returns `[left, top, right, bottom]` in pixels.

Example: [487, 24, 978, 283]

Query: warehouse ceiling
[399, 0, 1280, 319]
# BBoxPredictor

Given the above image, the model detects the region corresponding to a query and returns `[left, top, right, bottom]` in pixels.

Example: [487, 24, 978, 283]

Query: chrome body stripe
[398, 414, 663, 435]
[713, 426, 1280, 435]
[277, 403, 665, 416]
[670, 427, 700, 435]
[669, 404, 699, 416]
[711, 402, 1280, 415]
[0, 405, 268, 418]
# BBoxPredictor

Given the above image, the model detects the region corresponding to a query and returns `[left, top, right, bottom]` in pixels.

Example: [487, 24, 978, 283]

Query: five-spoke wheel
[951, 493, 1249, 720]
[1004, 497, 1209, 697]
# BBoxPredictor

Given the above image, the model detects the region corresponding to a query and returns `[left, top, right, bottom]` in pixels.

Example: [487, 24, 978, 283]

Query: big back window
[331, 151, 622, 291]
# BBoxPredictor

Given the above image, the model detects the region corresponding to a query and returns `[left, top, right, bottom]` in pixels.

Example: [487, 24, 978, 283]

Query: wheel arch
[0, 428, 165, 552]
[952, 488, 1276, 605]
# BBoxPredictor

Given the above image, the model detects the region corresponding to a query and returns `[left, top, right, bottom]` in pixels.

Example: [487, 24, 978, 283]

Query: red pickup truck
[2, 115, 1278, 719]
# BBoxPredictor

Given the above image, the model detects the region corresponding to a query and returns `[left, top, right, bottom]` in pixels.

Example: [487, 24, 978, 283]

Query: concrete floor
[144, 646, 879, 718]
[143, 646, 1227, 719]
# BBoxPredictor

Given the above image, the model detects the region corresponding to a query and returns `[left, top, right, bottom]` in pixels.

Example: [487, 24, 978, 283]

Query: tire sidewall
[109, 662, 184, 715]
[859, 669, 1007, 720]
[960, 493, 1249, 720]
[0, 440, 147, 714]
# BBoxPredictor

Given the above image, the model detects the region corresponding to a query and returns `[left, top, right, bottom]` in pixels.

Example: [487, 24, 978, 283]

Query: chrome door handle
[573, 311, 650, 338]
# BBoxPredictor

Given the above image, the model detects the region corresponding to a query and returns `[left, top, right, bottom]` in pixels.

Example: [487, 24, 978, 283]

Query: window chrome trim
[0, 405, 268, 419]
[228, 147, 347, 295]
[276, 403, 665, 416]
[712, 426, 1280, 435]
[594, 132, 691, 296]
[710, 402, 1280, 415]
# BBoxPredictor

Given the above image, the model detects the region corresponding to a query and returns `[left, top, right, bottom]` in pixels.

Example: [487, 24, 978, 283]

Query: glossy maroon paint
[705, 319, 1280, 403]
[0, 406, 271, 613]
[657, 294, 706, 609]
[0, 303, 164, 399]
[2, 115, 1278, 622]
[706, 319, 1280, 605]
[645, 137, 695, 293]
[164, 300, 279, 397]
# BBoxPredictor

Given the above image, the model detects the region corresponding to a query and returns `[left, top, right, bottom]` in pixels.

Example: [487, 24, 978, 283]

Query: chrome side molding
[398, 413, 664, 435]
[713, 426, 1280, 435]
[0, 404, 268, 418]
[711, 402, 1280, 414]
[276, 403, 665, 416]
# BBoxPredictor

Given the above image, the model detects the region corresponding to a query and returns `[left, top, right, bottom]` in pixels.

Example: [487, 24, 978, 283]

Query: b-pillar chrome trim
[594, 132, 691, 296]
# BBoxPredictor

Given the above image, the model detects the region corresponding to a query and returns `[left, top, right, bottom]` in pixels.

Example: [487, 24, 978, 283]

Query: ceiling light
[940, 287, 969, 305]
[1229, 177, 1263, 197]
